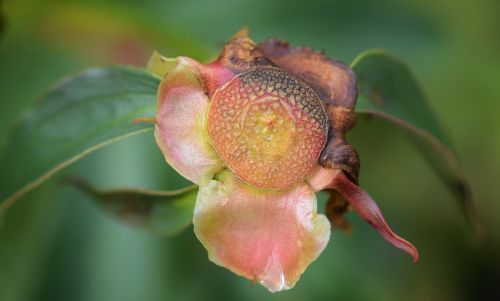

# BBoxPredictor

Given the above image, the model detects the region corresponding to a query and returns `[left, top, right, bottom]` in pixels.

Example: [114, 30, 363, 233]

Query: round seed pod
[207, 66, 329, 190]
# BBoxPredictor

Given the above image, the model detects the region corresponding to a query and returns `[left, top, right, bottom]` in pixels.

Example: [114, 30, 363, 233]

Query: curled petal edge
[310, 167, 419, 262]
[155, 59, 223, 185]
[147, 51, 178, 78]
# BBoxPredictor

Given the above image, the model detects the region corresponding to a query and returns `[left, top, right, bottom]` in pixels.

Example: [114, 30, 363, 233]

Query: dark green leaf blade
[0, 66, 160, 215]
[67, 177, 197, 236]
[351, 50, 479, 230]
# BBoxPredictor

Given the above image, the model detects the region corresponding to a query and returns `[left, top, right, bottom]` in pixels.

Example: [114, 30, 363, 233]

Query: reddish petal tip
[328, 169, 419, 262]
[381, 227, 419, 263]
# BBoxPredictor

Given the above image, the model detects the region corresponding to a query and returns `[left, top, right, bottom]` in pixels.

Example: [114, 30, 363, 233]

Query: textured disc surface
[207, 66, 328, 189]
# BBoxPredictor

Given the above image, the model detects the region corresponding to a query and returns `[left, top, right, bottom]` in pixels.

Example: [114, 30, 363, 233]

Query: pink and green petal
[193, 171, 330, 292]
[147, 51, 178, 77]
[327, 169, 419, 262]
[155, 59, 223, 185]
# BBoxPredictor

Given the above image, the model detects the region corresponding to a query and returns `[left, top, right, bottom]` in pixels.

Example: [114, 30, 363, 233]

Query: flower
[153, 29, 418, 292]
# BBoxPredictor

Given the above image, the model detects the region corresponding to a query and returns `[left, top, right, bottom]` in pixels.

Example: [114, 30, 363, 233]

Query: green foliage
[0, 67, 159, 214]
[68, 177, 197, 236]
[351, 50, 478, 229]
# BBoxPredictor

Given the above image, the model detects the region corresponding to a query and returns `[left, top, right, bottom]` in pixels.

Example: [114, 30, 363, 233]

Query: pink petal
[306, 165, 338, 192]
[155, 59, 223, 184]
[193, 171, 330, 292]
[328, 169, 419, 262]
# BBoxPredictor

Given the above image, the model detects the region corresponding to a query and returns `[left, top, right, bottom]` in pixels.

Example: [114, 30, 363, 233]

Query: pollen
[207, 67, 328, 190]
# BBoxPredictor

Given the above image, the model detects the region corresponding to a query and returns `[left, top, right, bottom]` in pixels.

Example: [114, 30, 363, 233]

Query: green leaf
[67, 177, 197, 235]
[0, 66, 160, 215]
[351, 49, 479, 230]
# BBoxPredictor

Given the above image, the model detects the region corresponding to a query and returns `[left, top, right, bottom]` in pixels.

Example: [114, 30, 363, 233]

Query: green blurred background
[1, 0, 499, 300]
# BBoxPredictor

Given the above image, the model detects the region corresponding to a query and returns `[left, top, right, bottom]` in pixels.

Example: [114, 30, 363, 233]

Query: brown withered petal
[325, 189, 352, 233]
[255, 39, 358, 109]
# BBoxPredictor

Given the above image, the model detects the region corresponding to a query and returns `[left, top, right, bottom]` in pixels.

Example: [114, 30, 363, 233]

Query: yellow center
[242, 96, 295, 156]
